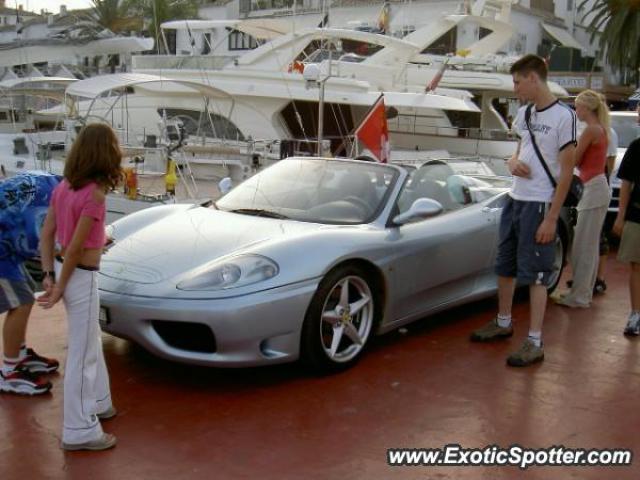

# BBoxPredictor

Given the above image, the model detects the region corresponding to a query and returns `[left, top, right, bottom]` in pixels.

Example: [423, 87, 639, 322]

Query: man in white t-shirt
[470, 54, 577, 367]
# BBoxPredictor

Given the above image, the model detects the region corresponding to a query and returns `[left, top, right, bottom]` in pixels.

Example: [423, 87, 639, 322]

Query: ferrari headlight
[176, 255, 279, 291]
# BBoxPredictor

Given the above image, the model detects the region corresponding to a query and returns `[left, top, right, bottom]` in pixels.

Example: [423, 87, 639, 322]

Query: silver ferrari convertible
[99, 157, 569, 372]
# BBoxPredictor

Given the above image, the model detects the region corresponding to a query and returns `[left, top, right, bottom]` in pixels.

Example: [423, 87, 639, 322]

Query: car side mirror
[393, 198, 443, 225]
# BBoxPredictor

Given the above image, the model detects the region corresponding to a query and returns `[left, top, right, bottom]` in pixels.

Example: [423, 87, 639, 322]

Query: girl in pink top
[38, 123, 123, 451]
[555, 90, 611, 308]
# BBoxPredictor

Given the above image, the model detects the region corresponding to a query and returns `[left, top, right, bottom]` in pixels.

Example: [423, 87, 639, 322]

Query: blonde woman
[556, 90, 612, 308]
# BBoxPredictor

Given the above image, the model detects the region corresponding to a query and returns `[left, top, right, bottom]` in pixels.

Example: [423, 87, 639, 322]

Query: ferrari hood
[101, 207, 322, 284]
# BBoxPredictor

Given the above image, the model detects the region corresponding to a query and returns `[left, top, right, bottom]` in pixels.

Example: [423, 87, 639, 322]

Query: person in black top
[613, 114, 640, 335]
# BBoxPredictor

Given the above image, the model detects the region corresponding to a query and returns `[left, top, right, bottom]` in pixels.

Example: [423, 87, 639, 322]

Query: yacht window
[341, 39, 383, 57]
[228, 30, 258, 51]
[164, 30, 177, 54]
[530, 0, 555, 13]
[490, 98, 510, 126]
[479, 27, 492, 40]
[421, 28, 456, 55]
[247, 0, 303, 11]
[443, 110, 481, 137]
[202, 33, 211, 55]
[279, 100, 355, 155]
[295, 39, 383, 64]
[295, 40, 340, 63]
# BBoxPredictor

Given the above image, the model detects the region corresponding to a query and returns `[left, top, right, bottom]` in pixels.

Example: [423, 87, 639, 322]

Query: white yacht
[13, 6, 568, 186]
[128, 11, 567, 159]
[0, 76, 229, 223]
[57, 57, 480, 172]
[0, 76, 75, 180]
[47, 24, 484, 173]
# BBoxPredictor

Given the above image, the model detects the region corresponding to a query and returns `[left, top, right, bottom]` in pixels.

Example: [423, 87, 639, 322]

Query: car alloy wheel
[301, 265, 376, 372]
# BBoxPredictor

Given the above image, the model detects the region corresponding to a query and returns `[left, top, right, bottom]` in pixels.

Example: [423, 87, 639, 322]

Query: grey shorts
[494, 197, 557, 286]
[618, 221, 640, 264]
[0, 272, 35, 314]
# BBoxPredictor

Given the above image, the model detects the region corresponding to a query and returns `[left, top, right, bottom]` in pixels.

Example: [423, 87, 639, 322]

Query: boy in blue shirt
[1, 172, 60, 395]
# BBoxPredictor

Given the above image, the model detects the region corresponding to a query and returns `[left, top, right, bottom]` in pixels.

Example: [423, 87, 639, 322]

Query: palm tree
[579, 0, 640, 74]
[128, 0, 200, 53]
[88, 0, 142, 34]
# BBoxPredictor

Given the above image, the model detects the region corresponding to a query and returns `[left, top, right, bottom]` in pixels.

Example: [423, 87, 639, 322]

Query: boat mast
[317, 0, 330, 156]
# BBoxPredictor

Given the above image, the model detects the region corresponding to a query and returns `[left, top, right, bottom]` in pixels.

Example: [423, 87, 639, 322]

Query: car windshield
[216, 158, 399, 224]
[397, 158, 511, 215]
[611, 114, 640, 148]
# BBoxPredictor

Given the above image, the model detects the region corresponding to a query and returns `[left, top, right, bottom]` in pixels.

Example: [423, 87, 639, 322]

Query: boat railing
[114, 122, 282, 156]
[132, 55, 235, 71]
[388, 116, 517, 142]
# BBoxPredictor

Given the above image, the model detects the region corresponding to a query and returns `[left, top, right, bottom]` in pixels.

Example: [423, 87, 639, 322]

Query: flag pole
[425, 57, 450, 93]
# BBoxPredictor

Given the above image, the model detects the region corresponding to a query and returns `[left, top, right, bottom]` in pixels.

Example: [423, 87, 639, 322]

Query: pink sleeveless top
[578, 128, 608, 183]
[51, 180, 106, 249]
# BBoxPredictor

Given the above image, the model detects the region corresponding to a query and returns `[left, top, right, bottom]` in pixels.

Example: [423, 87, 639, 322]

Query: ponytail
[575, 89, 611, 140]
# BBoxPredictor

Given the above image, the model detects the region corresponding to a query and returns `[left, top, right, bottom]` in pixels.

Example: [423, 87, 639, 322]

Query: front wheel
[301, 265, 377, 373]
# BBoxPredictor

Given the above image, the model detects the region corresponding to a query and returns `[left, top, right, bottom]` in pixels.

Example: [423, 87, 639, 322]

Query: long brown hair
[64, 123, 123, 190]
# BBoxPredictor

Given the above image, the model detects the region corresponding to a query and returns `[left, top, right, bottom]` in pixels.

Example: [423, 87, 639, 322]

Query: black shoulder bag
[524, 104, 583, 208]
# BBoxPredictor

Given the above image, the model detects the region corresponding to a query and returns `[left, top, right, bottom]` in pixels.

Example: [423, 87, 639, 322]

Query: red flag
[355, 95, 389, 163]
[425, 58, 450, 92]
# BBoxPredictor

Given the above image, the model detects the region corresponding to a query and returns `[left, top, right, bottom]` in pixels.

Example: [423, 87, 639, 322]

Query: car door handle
[482, 207, 501, 213]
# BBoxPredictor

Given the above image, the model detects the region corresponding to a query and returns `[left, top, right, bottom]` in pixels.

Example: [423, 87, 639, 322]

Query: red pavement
[0, 253, 638, 479]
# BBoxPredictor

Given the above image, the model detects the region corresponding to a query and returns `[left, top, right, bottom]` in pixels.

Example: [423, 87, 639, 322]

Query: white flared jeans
[55, 260, 113, 444]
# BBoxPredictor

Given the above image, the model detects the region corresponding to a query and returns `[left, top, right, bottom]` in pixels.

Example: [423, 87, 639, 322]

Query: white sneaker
[554, 295, 590, 309]
[0, 367, 52, 395]
[62, 433, 117, 451]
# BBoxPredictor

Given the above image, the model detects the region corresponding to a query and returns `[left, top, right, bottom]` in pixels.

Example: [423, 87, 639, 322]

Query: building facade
[0, 4, 152, 81]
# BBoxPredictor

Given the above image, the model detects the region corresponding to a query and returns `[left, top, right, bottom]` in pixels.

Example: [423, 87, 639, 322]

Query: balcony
[239, 0, 322, 17]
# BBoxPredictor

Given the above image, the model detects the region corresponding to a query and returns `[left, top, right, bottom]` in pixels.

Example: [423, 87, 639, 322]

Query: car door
[387, 201, 498, 322]
[472, 194, 504, 292]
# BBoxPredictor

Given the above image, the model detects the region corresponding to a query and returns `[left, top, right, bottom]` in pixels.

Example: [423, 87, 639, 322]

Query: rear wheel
[547, 234, 566, 294]
[301, 265, 377, 373]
